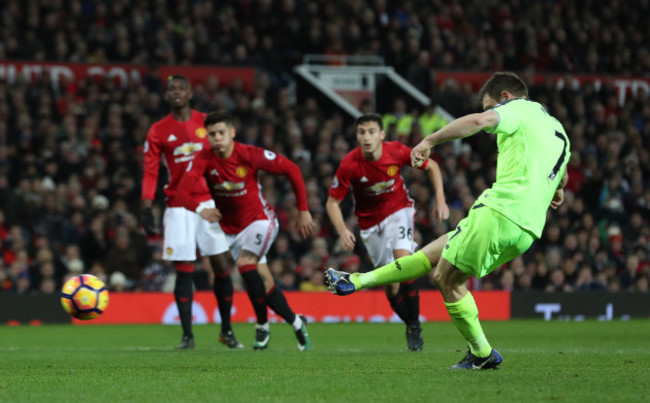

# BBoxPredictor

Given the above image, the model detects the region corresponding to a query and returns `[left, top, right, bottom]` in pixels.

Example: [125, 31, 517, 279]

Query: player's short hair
[204, 111, 234, 128]
[355, 113, 383, 130]
[167, 74, 190, 89]
[478, 72, 528, 101]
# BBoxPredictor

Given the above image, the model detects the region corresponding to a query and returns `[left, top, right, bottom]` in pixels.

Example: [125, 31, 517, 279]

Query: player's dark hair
[167, 74, 190, 89]
[478, 72, 528, 102]
[204, 111, 234, 128]
[355, 113, 383, 130]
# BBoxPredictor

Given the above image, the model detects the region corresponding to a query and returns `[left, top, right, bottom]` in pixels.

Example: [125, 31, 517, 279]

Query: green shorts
[441, 203, 535, 278]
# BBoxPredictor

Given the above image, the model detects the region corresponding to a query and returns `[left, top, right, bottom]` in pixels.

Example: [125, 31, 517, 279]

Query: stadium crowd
[2, 1, 650, 82]
[0, 0, 648, 294]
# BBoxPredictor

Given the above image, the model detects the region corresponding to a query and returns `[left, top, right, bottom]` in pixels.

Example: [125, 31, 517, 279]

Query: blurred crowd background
[0, 0, 648, 295]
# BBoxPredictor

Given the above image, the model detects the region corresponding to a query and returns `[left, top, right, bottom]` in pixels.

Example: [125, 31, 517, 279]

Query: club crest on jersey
[195, 127, 207, 139]
[173, 142, 203, 156]
[264, 150, 277, 160]
[386, 165, 399, 176]
[166, 247, 173, 255]
[214, 181, 245, 191]
[236, 166, 248, 178]
[210, 168, 219, 176]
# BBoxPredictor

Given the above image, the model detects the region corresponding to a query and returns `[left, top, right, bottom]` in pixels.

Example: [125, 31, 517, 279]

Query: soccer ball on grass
[60, 274, 109, 320]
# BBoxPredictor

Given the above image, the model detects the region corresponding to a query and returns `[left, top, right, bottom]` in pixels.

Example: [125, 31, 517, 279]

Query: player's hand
[433, 202, 450, 222]
[550, 189, 564, 210]
[339, 229, 356, 251]
[199, 208, 222, 223]
[297, 210, 316, 238]
[411, 141, 431, 167]
[142, 207, 158, 236]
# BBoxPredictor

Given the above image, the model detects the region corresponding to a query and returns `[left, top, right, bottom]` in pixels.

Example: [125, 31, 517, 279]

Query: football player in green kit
[326, 72, 570, 370]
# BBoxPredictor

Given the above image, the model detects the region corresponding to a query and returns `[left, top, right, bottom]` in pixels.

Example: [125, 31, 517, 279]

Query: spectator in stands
[299, 269, 328, 292]
[278, 269, 298, 291]
[382, 98, 413, 139]
[138, 246, 172, 292]
[102, 224, 148, 290]
[620, 255, 641, 290]
[418, 104, 448, 137]
[546, 269, 571, 293]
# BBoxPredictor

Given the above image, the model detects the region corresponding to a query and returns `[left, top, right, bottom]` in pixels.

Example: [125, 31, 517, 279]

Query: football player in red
[141, 75, 243, 350]
[326, 113, 449, 351]
[177, 111, 315, 350]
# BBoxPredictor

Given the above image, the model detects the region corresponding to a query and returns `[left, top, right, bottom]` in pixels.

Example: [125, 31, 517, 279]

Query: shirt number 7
[549, 130, 568, 181]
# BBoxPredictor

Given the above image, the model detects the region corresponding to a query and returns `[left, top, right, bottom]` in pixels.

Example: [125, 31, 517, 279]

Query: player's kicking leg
[259, 263, 311, 351]
[325, 232, 501, 369]
[325, 235, 446, 295]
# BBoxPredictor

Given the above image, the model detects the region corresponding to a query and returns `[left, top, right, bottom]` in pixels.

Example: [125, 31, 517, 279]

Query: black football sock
[401, 280, 421, 327]
[387, 291, 410, 324]
[174, 271, 194, 339]
[213, 272, 234, 333]
[239, 265, 268, 325]
[266, 285, 297, 325]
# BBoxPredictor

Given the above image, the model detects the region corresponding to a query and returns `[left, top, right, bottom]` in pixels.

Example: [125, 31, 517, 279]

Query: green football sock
[349, 251, 432, 290]
[445, 292, 492, 358]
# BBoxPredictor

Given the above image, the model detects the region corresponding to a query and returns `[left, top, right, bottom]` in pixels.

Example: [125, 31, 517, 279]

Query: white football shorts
[162, 200, 228, 261]
[225, 218, 279, 265]
[360, 207, 417, 268]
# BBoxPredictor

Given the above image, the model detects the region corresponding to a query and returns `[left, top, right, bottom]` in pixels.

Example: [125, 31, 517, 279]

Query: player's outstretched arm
[411, 110, 498, 167]
[326, 196, 356, 251]
[424, 158, 450, 222]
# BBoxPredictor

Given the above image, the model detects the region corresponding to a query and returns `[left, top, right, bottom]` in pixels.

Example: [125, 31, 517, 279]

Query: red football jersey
[329, 141, 428, 229]
[177, 142, 309, 234]
[141, 110, 212, 207]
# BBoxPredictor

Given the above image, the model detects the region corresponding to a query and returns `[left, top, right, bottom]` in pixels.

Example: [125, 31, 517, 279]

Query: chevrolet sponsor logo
[214, 181, 245, 191]
[173, 142, 203, 156]
[365, 178, 395, 194]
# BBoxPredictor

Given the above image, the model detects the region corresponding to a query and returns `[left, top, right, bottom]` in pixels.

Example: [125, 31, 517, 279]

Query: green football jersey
[476, 98, 570, 238]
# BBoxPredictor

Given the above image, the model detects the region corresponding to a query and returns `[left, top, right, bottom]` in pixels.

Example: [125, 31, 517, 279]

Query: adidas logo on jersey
[168, 134, 177, 142]
[360, 176, 369, 183]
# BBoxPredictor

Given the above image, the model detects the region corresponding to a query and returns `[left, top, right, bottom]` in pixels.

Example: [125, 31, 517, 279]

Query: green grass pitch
[1, 320, 648, 402]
